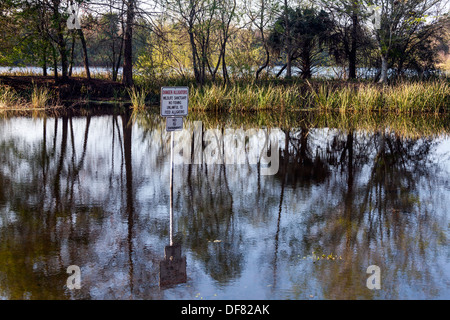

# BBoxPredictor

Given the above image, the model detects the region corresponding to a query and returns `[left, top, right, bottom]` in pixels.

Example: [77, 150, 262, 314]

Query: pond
[0, 109, 449, 299]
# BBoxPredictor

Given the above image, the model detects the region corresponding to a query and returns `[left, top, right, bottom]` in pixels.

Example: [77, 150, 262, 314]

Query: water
[0, 65, 384, 79]
[0, 66, 121, 77]
[0, 110, 449, 299]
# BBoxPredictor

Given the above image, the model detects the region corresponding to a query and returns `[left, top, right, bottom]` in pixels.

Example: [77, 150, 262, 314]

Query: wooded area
[0, 0, 449, 87]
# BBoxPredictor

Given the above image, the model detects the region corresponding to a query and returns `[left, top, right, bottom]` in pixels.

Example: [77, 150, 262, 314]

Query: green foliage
[268, 6, 335, 78]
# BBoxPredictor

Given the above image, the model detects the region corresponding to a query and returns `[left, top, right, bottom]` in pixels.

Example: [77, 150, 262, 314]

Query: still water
[0, 110, 449, 299]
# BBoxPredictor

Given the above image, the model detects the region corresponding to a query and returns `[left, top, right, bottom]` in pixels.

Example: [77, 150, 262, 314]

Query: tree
[122, 0, 135, 86]
[244, 0, 279, 80]
[366, 0, 447, 82]
[321, 0, 368, 80]
[0, 1, 53, 74]
[67, 0, 92, 80]
[165, 0, 213, 85]
[269, 6, 334, 79]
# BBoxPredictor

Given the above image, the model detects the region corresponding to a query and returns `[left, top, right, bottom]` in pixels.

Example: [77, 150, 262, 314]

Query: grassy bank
[0, 75, 125, 109]
[187, 79, 450, 114]
[0, 84, 58, 109]
[0, 73, 448, 113]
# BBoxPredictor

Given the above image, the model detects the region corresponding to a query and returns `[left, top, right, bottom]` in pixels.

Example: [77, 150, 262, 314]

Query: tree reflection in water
[0, 110, 448, 299]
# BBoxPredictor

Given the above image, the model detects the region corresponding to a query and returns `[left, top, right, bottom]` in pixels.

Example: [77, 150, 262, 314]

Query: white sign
[166, 117, 183, 132]
[161, 87, 189, 117]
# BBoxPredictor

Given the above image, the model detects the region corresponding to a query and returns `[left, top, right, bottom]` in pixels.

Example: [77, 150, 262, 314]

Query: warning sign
[166, 117, 183, 132]
[160, 87, 189, 117]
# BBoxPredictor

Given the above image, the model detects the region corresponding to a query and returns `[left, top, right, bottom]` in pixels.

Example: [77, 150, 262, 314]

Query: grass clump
[30, 85, 52, 108]
[307, 80, 449, 113]
[189, 84, 229, 112]
[0, 85, 23, 108]
[1, 83, 58, 109]
[189, 83, 303, 112]
[353, 84, 383, 112]
[128, 86, 148, 109]
[384, 81, 449, 114]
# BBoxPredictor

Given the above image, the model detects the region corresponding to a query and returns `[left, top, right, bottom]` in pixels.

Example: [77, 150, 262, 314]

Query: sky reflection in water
[0, 111, 448, 300]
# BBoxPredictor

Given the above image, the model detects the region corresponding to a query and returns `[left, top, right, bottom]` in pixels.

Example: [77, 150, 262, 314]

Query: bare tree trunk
[221, 43, 229, 85]
[113, 1, 126, 82]
[276, 63, 287, 78]
[254, 0, 269, 80]
[53, 0, 68, 81]
[52, 45, 58, 79]
[210, 52, 222, 83]
[301, 49, 312, 79]
[284, 0, 291, 78]
[349, 11, 358, 79]
[378, 55, 388, 83]
[114, 33, 124, 82]
[69, 31, 76, 76]
[122, 0, 135, 87]
[189, 30, 201, 85]
[78, 28, 91, 80]
[42, 43, 48, 77]
[256, 46, 270, 80]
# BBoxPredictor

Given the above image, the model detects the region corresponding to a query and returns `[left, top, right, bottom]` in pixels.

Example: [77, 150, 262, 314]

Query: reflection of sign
[166, 117, 183, 132]
[161, 87, 189, 117]
[159, 244, 187, 287]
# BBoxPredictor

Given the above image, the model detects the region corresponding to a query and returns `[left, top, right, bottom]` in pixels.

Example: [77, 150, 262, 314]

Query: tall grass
[31, 85, 52, 108]
[1, 83, 58, 109]
[189, 85, 228, 112]
[0, 85, 23, 108]
[307, 80, 449, 113]
[2, 68, 448, 113]
[383, 81, 449, 113]
[189, 83, 304, 112]
[128, 86, 148, 109]
[352, 84, 383, 112]
[189, 80, 449, 113]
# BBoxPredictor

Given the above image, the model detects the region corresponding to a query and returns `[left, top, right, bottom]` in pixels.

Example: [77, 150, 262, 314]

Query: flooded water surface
[0, 110, 449, 299]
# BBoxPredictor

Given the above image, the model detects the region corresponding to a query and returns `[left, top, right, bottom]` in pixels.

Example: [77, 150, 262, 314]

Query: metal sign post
[159, 87, 188, 287]
[169, 130, 174, 246]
